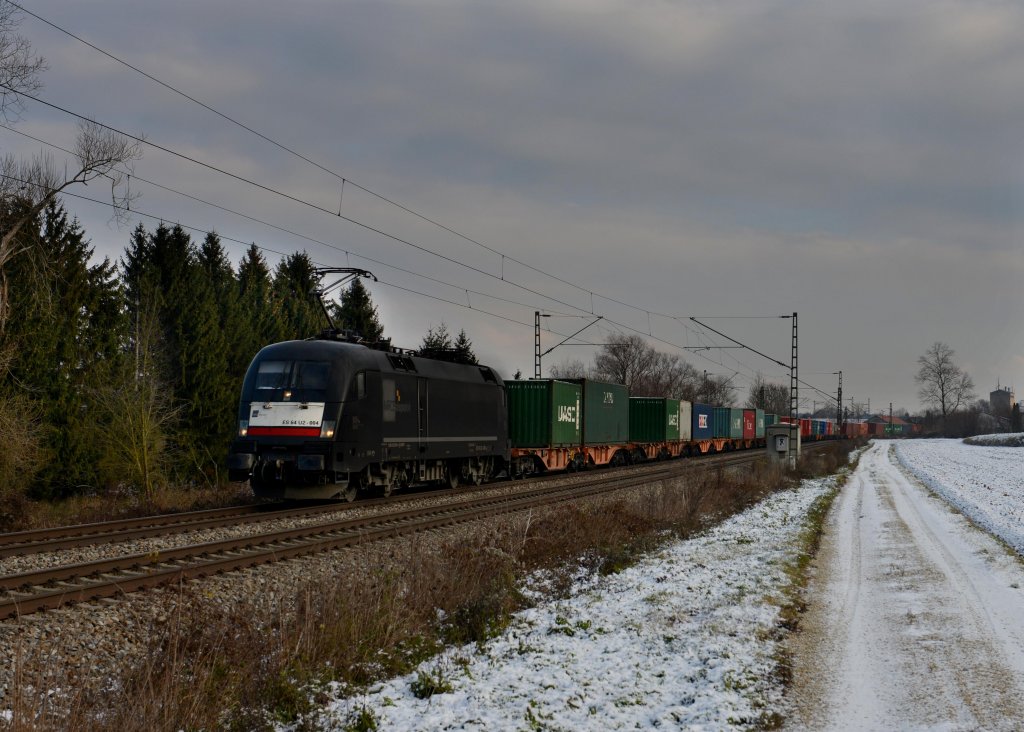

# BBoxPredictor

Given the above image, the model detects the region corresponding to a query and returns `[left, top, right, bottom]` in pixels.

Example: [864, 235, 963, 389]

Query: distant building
[990, 385, 1016, 418]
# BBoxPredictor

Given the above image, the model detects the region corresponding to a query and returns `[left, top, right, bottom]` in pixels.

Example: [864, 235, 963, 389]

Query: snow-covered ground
[305, 475, 842, 731]
[895, 438, 1024, 555]
[788, 442, 1024, 730]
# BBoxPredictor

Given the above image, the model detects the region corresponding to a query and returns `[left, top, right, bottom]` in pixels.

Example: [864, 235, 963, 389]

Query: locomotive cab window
[254, 360, 330, 401]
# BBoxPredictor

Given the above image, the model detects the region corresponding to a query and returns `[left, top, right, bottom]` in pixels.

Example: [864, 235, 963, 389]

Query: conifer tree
[420, 323, 452, 352]
[238, 243, 283, 351]
[332, 278, 384, 342]
[3, 201, 126, 495]
[122, 223, 233, 473]
[273, 251, 322, 339]
[453, 329, 478, 365]
[198, 233, 250, 438]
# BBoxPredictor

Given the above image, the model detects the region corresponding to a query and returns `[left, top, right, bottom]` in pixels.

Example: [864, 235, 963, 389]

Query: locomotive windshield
[254, 360, 331, 402]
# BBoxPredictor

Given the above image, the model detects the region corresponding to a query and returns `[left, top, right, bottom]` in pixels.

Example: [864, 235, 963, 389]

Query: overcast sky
[5, 0, 1023, 414]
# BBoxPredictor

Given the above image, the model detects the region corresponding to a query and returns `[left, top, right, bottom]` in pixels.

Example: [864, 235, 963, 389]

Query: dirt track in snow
[787, 442, 1024, 730]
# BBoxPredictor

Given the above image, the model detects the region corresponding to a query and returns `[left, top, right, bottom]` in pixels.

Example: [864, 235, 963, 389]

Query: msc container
[755, 409, 766, 438]
[678, 400, 693, 441]
[629, 397, 680, 442]
[504, 379, 581, 448]
[692, 403, 714, 440]
[568, 378, 629, 445]
[742, 409, 756, 439]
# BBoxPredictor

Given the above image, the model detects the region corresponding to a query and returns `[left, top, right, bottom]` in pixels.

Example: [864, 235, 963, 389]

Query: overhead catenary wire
[4, 3, 772, 328]
[0, 87, 827, 388]
[0, 123, 590, 319]
[0, 85, 842, 397]
[0, 115, 790, 390]
[0, 170, 605, 347]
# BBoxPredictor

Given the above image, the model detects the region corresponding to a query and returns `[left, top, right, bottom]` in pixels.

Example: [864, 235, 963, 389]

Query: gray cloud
[7, 0, 1022, 410]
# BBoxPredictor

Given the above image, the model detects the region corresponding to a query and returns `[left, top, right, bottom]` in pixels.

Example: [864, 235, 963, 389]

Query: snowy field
[301, 476, 841, 731]
[895, 439, 1024, 556]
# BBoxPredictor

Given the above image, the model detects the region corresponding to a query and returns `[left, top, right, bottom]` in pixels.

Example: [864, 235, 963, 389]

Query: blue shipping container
[692, 403, 714, 440]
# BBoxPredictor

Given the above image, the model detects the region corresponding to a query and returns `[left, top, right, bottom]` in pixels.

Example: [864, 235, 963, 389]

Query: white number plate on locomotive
[249, 402, 325, 428]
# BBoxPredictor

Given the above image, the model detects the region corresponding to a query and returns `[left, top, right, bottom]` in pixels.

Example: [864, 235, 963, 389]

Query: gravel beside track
[0, 447, 816, 712]
[0, 469, 668, 712]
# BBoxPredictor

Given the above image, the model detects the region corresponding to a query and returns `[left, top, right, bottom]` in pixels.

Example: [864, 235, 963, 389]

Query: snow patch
[302, 476, 838, 731]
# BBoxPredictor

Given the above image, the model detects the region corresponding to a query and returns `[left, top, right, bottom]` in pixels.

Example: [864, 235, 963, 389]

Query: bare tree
[548, 357, 588, 379]
[744, 372, 790, 415]
[915, 342, 975, 430]
[1, 122, 141, 331]
[0, 2, 46, 123]
[592, 334, 659, 391]
[0, 8, 142, 333]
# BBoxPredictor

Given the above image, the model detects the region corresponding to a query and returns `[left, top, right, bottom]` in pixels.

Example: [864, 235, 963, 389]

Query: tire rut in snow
[786, 442, 1024, 731]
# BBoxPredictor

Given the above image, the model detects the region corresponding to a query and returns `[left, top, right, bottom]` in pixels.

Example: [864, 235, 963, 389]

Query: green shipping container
[729, 408, 745, 438]
[756, 409, 766, 439]
[712, 407, 731, 438]
[765, 413, 777, 427]
[629, 397, 681, 442]
[713, 407, 744, 439]
[569, 379, 629, 445]
[505, 379, 581, 448]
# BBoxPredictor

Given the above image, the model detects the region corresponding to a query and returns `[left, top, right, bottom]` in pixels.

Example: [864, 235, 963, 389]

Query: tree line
[547, 332, 792, 413]
[0, 201, 383, 499]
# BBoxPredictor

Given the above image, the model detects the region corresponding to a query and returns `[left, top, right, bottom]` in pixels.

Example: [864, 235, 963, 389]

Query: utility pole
[889, 402, 893, 437]
[534, 311, 549, 379]
[789, 312, 798, 468]
[837, 371, 843, 434]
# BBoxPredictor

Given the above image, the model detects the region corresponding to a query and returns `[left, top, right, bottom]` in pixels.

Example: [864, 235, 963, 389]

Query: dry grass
[3, 443, 857, 731]
[0, 481, 256, 532]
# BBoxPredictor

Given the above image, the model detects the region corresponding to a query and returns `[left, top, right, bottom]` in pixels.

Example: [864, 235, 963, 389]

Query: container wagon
[505, 379, 582, 474]
[567, 378, 631, 466]
[629, 397, 684, 460]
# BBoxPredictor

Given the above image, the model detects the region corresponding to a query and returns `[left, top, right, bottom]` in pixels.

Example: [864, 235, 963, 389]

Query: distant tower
[990, 383, 1016, 418]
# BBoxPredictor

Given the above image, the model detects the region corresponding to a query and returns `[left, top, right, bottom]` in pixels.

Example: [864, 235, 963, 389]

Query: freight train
[227, 336, 840, 500]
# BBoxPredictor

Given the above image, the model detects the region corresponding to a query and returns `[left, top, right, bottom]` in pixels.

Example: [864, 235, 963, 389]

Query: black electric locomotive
[227, 337, 509, 500]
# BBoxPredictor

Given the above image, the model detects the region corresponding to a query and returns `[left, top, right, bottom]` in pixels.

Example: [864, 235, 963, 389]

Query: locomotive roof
[253, 339, 504, 384]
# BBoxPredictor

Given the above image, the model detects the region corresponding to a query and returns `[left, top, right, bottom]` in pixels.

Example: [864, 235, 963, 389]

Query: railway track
[0, 446, 823, 619]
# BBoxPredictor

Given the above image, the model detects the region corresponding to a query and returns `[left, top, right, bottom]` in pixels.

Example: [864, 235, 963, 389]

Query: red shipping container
[799, 418, 812, 437]
[742, 409, 756, 439]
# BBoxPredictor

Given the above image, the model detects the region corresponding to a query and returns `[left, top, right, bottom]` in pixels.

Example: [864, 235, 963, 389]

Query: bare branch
[0, 2, 46, 123]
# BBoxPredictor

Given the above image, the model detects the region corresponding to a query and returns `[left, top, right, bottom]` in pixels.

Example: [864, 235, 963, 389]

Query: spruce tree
[238, 243, 283, 351]
[122, 223, 234, 475]
[3, 201, 127, 495]
[273, 251, 323, 339]
[420, 323, 452, 352]
[332, 278, 384, 342]
[453, 329, 478, 365]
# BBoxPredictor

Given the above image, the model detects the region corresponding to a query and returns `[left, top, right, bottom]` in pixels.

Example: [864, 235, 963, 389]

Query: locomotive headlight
[238, 419, 249, 437]
[320, 420, 336, 439]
